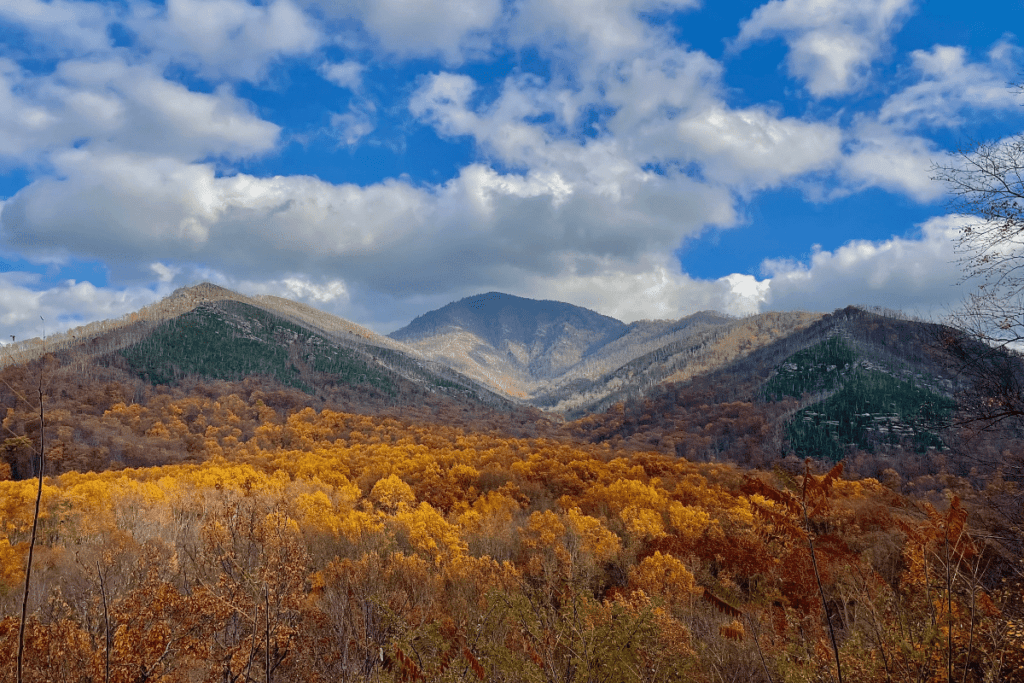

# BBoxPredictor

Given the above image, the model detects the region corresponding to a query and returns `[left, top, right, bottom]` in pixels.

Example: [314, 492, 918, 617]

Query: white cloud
[409, 72, 482, 137]
[734, 0, 916, 97]
[831, 38, 1022, 202]
[358, 0, 501, 63]
[411, 58, 843, 198]
[0, 274, 166, 343]
[510, 0, 700, 63]
[227, 275, 350, 304]
[514, 254, 770, 321]
[761, 214, 971, 313]
[0, 0, 114, 54]
[673, 104, 841, 190]
[320, 61, 365, 90]
[0, 141, 738, 303]
[129, 0, 323, 82]
[0, 58, 280, 165]
[150, 262, 180, 283]
[840, 118, 946, 202]
[879, 40, 1023, 130]
[1, 151, 426, 271]
[330, 99, 377, 147]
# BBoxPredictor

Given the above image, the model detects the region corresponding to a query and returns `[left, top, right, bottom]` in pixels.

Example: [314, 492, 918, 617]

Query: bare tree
[929, 86, 1024, 581]
[931, 84, 1024, 429]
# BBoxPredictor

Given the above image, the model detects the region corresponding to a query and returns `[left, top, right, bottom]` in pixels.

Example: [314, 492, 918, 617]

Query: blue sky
[0, 0, 1022, 340]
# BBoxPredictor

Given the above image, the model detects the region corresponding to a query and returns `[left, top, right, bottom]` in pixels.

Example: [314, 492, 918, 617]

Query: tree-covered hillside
[119, 301, 397, 394]
[763, 336, 956, 460]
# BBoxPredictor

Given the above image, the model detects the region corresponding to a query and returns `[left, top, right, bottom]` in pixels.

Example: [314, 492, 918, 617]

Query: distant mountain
[390, 292, 627, 398]
[4, 284, 1016, 488]
[0, 282, 409, 369]
[0, 285, 564, 479]
[2, 286, 965, 454]
[390, 291, 821, 412]
[536, 310, 822, 417]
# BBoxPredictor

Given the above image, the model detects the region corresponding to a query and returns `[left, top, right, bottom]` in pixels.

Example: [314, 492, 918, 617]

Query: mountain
[390, 292, 821, 413]
[534, 310, 822, 417]
[561, 305, 980, 481]
[1, 283, 533, 419]
[1, 285, 1015, 486]
[389, 292, 628, 398]
[0, 282, 409, 370]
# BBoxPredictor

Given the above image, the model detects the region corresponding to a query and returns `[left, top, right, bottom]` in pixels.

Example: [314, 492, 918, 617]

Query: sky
[0, 0, 1022, 341]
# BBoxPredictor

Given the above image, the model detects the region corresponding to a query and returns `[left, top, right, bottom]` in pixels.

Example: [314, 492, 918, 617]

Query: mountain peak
[390, 292, 624, 346]
[388, 292, 628, 395]
[166, 282, 242, 304]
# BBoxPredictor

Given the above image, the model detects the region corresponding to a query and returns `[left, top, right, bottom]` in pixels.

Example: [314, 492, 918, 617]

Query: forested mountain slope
[0, 283, 408, 370]
[1, 283, 506, 406]
[536, 310, 822, 416]
[0, 287, 555, 478]
[3, 290, 1024, 682]
[390, 292, 822, 406]
[563, 306, 983, 483]
[0, 286, 996, 483]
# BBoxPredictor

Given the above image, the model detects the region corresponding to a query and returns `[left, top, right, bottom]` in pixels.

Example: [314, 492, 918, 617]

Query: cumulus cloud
[830, 38, 1023, 202]
[0, 138, 739, 305]
[839, 118, 947, 202]
[330, 101, 376, 147]
[510, 0, 700, 63]
[358, 0, 501, 63]
[761, 214, 972, 314]
[0, 0, 115, 55]
[518, 257, 770, 321]
[0, 58, 280, 165]
[410, 58, 843, 197]
[129, 0, 323, 82]
[734, 0, 916, 97]
[320, 61, 365, 91]
[226, 275, 350, 304]
[1, 151, 426, 274]
[672, 104, 841, 190]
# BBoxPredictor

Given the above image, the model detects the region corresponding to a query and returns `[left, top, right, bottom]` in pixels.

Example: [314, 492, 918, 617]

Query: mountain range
[6, 290, 1024, 683]
[389, 291, 823, 415]
[0, 282, 991, 481]
[3, 284, 823, 414]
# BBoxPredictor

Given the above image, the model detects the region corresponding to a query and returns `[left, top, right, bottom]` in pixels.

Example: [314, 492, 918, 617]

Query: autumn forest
[1, 289, 1023, 683]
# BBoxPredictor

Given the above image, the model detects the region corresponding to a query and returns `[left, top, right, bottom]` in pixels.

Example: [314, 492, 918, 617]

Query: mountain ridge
[391, 290, 823, 409]
[2, 285, 824, 414]
[0, 284, 999, 486]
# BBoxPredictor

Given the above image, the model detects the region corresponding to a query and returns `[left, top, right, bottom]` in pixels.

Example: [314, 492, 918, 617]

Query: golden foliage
[629, 551, 698, 602]
[0, 403, 1017, 682]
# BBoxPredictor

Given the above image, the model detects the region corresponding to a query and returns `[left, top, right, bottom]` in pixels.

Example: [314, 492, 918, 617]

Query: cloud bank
[0, 0, 1020, 341]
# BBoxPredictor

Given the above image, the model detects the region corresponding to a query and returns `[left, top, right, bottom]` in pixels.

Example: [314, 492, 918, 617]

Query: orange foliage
[0, 405, 1017, 682]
